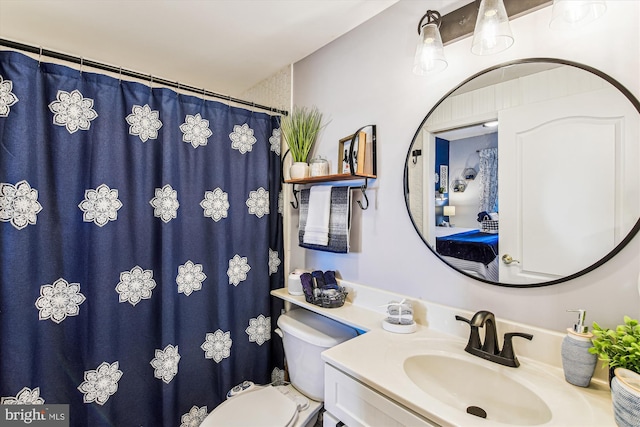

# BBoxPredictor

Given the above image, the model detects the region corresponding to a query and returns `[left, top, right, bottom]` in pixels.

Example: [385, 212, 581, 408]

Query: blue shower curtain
[0, 50, 284, 426]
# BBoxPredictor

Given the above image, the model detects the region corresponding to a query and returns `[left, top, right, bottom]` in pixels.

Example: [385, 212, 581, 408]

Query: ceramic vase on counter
[611, 368, 640, 427]
[561, 309, 597, 387]
[560, 329, 597, 387]
[290, 162, 309, 179]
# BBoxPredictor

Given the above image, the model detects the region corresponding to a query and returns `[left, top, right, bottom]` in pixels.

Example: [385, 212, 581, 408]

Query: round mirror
[405, 58, 640, 287]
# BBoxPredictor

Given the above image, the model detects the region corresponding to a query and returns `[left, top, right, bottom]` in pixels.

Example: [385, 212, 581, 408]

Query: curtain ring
[149, 75, 154, 95]
[38, 47, 43, 67]
[227, 94, 232, 111]
[79, 57, 84, 74]
[202, 87, 206, 106]
[118, 66, 122, 83]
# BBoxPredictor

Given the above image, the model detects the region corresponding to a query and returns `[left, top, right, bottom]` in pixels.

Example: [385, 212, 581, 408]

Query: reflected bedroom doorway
[433, 123, 499, 281]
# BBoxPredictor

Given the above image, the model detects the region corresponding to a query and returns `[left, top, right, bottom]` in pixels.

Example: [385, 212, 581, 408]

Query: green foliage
[589, 316, 640, 373]
[281, 106, 324, 163]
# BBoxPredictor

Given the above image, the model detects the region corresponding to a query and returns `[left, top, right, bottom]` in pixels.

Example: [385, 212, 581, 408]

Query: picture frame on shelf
[338, 130, 367, 174]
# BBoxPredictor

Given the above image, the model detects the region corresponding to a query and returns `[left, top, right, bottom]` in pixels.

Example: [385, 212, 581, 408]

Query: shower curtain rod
[0, 38, 289, 116]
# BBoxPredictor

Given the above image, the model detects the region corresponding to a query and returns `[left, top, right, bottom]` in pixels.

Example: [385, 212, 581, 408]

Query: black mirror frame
[404, 57, 640, 288]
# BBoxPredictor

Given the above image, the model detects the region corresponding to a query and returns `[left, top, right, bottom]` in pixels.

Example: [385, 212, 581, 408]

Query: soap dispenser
[561, 309, 597, 387]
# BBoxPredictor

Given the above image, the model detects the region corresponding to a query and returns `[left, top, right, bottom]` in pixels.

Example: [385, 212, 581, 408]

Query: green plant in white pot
[590, 316, 640, 376]
[590, 317, 640, 427]
[281, 105, 324, 179]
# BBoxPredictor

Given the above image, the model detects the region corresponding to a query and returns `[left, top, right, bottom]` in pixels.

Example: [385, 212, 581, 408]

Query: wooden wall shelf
[284, 124, 377, 210]
[285, 172, 376, 185]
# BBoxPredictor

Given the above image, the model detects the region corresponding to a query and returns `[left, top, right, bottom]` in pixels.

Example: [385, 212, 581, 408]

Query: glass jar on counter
[309, 156, 329, 177]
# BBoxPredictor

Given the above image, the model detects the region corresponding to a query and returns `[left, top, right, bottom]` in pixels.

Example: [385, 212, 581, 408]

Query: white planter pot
[290, 162, 309, 179]
[611, 368, 640, 427]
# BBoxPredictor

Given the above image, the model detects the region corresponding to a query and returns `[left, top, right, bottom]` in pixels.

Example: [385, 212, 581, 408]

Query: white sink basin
[404, 353, 552, 426]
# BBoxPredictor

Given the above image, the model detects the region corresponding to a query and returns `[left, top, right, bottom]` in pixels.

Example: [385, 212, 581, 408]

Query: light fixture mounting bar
[439, 0, 552, 45]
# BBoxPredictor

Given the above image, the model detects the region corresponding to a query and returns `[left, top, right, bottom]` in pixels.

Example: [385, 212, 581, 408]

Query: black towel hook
[290, 185, 300, 209]
[356, 180, 369, 210]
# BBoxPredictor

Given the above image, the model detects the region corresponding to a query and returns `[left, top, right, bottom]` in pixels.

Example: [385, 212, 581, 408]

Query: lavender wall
[289, 0, 640, 331]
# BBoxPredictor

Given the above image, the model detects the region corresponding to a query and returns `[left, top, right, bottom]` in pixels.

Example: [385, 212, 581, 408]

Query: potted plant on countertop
[590, 316, 640, 378]
[590, 316, 640, 427]
[281, 105, 324, 179]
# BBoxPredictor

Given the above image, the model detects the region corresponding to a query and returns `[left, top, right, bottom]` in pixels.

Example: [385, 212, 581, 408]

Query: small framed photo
[338, 131, 367, 174]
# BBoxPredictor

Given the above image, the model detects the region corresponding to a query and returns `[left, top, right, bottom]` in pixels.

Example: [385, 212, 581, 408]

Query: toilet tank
[277, 309, 357, 401]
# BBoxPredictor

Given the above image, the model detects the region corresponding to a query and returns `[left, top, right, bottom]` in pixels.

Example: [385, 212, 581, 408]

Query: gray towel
[299, 186, 351, 253]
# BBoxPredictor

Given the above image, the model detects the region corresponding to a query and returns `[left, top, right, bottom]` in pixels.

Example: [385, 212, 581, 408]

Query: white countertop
[271, 288, 384, 332]
[271, 286, 615, 427]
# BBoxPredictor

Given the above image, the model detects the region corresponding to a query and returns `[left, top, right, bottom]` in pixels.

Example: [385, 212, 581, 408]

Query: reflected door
[499, 87, 639, 284]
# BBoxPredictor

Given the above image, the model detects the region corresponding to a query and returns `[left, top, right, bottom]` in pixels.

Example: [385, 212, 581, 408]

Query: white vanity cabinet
[324, 364, 438, 427]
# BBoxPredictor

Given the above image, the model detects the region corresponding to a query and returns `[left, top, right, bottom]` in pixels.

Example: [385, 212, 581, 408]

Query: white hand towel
[303, 186, 332, 246]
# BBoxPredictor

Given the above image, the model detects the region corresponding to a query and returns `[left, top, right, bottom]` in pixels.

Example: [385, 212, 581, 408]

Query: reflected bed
[435, 228, 499, 281]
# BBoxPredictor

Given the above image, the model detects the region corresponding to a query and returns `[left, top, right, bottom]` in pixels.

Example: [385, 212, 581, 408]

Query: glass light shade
[413, 23, 448, 75]
[549, 0, 607, 29]
[471, 0, 514, 56]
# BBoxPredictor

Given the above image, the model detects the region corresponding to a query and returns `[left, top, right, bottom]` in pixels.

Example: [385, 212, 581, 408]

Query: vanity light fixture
[549, 0, 607, 30]
[471, 0, 514, 55]
[412, 0, 552, 71]
[413, 0, 606, 73]
[413, 10, 448, 75]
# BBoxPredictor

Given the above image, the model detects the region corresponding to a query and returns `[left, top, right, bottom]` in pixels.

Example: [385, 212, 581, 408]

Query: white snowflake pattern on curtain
[200, 188, 229, 221]
[0, 180, 42, 230]
[180, 113, 212, 148]
[126, 104, 162, 142]
[77, 361, 122, 405]
[229, 123, 257, 154]
[246, 315, 270, 346]
[0, 387, 45, 405]
[48, 89, 98, 134]
[201, 330, 232, 363]
[35, 278, 86, 324]
[150, 345, 180, 384]
[271, 367, 285, 386]
[0, 76, 18, 117]
[180, 406, 208, 427]
[277, 190, 283, 215]
[268, 248, 280, 276]
[176, 260, 207, 296]
[269, 127, 281, 155]
[78, 184, 122, 227]
[115, 266, 156, 306]
[246, 187, 269, 218]
[150, 184, 179, 223]
[227, 254, 250, 286]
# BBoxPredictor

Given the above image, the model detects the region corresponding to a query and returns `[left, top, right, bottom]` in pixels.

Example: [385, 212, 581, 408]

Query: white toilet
[201, 309, 358, 427]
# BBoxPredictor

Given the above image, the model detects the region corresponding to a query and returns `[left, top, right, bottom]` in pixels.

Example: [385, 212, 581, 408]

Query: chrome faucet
[455, 310, 533, 368]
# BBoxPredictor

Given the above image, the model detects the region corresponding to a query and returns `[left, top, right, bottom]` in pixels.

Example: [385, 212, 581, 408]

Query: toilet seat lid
[201, 386, 298, 427]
